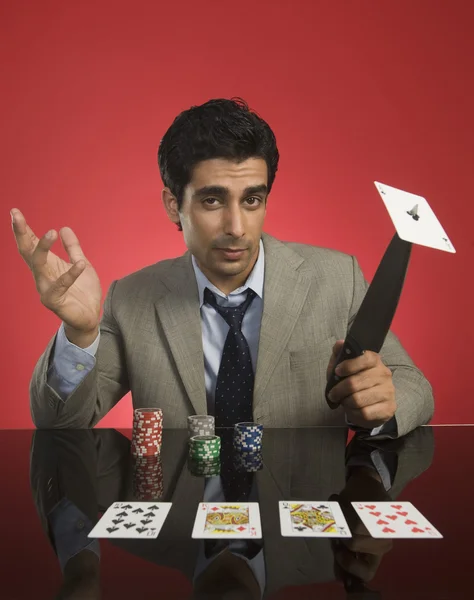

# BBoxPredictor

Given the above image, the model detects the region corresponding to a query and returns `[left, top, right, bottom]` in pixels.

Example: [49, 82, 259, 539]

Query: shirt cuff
[48, 498, 100, 572]
[47, 323, 100, 401]
[346, 415, 398, 438]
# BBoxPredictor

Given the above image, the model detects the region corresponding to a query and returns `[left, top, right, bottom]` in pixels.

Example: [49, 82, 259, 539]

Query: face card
[374, 181, 456, 253]
[279, 501, 352, 538]
[351, 502, 443, 539]
[88, 502, 172, 539]
[192, 503, 262, 539]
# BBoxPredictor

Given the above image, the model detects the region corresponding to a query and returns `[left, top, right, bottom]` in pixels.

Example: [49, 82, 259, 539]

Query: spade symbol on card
[112, 518, 124, 525]
[122, 504, 133, 510]
[106, 527, 119, 533]
[295, 525, 306, 531]
[116, 511, 128, 517]
[282, 503, 289, 510]
[148, 505, 159, 510]
[144, 511, 156, 518]
[141, 519, 152, 525]
[407, 204, 420, 221]
[123, 523, 135, 529]
[136, 527, 148, 534]
[132, 508, 144, 514]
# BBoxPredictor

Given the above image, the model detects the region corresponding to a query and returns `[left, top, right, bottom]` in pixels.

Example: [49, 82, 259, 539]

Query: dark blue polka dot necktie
[204, 287, 257, 428]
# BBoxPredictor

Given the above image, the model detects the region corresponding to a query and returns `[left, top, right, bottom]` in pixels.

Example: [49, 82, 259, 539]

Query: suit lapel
[154, 253, 207, 416]
[253, 234, 311, 413]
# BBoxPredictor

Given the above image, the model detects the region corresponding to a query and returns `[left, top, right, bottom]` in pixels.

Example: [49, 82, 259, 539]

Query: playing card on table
[192, 503, 262, 539]
[351, 501, 443, 539]
[374, 181, 456, 253]
[279, 501, 352, 538]
[88, 502, 172, 539]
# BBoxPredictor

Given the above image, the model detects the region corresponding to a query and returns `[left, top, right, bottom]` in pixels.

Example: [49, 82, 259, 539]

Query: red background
[1, 0, 473, 429]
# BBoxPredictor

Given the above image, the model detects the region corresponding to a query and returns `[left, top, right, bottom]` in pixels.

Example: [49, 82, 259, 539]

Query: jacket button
[76, 519, 85, 531]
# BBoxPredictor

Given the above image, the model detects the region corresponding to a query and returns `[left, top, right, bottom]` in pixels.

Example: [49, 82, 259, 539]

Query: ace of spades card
[88, 502, 172, 539]
[279, 501, 352, 538]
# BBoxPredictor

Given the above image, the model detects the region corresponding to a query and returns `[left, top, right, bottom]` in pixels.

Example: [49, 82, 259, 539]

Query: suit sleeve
[30, 281, 130, 428]
[348, 256, 434, 438]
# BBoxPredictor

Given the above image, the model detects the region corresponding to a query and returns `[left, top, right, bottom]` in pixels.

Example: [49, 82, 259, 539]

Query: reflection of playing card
[88, 502, 172, 539]
[279, 501, 352, 538]
[374, 181, 456, 253]
[352, 501, 443, 539]
[192, 503, 262, 539]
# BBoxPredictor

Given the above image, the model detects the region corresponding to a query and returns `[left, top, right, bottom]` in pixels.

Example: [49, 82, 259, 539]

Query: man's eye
[204, 198, 218, 205]
[246, 197, 261, 205]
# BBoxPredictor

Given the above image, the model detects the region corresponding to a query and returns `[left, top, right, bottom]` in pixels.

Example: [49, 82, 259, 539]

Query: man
[12, 97, 433, 436]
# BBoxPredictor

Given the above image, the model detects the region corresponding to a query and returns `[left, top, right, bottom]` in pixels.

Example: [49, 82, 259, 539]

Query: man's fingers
[335, 350, 379, 378]
[45, 261, 87, 304]
[31, 230, 59, 271]
[327, 339, 345, 381]
[59, 227, 87, 264]
[345, 400, 395, 428]
[11, 208, 41, 264]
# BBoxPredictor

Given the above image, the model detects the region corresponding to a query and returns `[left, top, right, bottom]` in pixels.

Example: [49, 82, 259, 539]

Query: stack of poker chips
[233, 422, 263, 472]
[133, 455, 164, 500]
[187, 415, 215, 437]
[188, 434, 221, 477]
[131, 408, 163, 458]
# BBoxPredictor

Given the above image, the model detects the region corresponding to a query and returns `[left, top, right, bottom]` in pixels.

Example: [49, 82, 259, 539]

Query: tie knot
[204, 288, 256, 331]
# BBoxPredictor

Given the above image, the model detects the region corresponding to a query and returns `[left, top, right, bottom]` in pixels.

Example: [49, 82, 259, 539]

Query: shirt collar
[191, 239, 265, 307]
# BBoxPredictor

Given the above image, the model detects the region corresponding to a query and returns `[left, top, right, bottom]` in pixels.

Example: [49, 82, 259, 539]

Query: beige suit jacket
[30, 233, 434, 436]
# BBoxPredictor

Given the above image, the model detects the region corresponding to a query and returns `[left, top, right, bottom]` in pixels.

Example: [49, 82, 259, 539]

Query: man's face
[163, 157, 268, 292]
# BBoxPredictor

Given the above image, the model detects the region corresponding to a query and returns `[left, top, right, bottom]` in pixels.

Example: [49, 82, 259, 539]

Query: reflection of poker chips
[233, 422, 263, 452]
[189, 435, 221, 460]
[233, 450, 263, 473]
[133, 455, 164, 500]
[131, 408, 163, 458]
[187, 457, 221, 477]
[187, 415, 215, 437]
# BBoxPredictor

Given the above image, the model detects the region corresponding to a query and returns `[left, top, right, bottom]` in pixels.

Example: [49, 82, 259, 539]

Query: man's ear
[162, 188, 181, 225]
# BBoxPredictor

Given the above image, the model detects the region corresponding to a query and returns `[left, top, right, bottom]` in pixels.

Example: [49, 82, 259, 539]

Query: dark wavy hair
[158, 97, 280, 230]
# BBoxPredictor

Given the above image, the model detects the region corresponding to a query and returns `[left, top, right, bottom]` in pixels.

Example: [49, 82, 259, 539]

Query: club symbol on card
[112, 518, 124, 525]
[132, 508, 144, 514]
[144, 511, 155, 518]
[107, 526, 119, 533]
[282, 503, 290, 510]
[148, 505, 159, 510]
[407, 204, 420, 221]
[122, 504, 133, 510]
[116, 511, 128, 518]
[141, 519, 152, 525]
[136, 527, 148, 534]
[123, 523, 135, 529]
[295, 525, 306, 531]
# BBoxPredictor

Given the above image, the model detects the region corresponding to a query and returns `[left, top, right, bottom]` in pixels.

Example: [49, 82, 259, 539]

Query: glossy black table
[1, 426, 472, 599]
